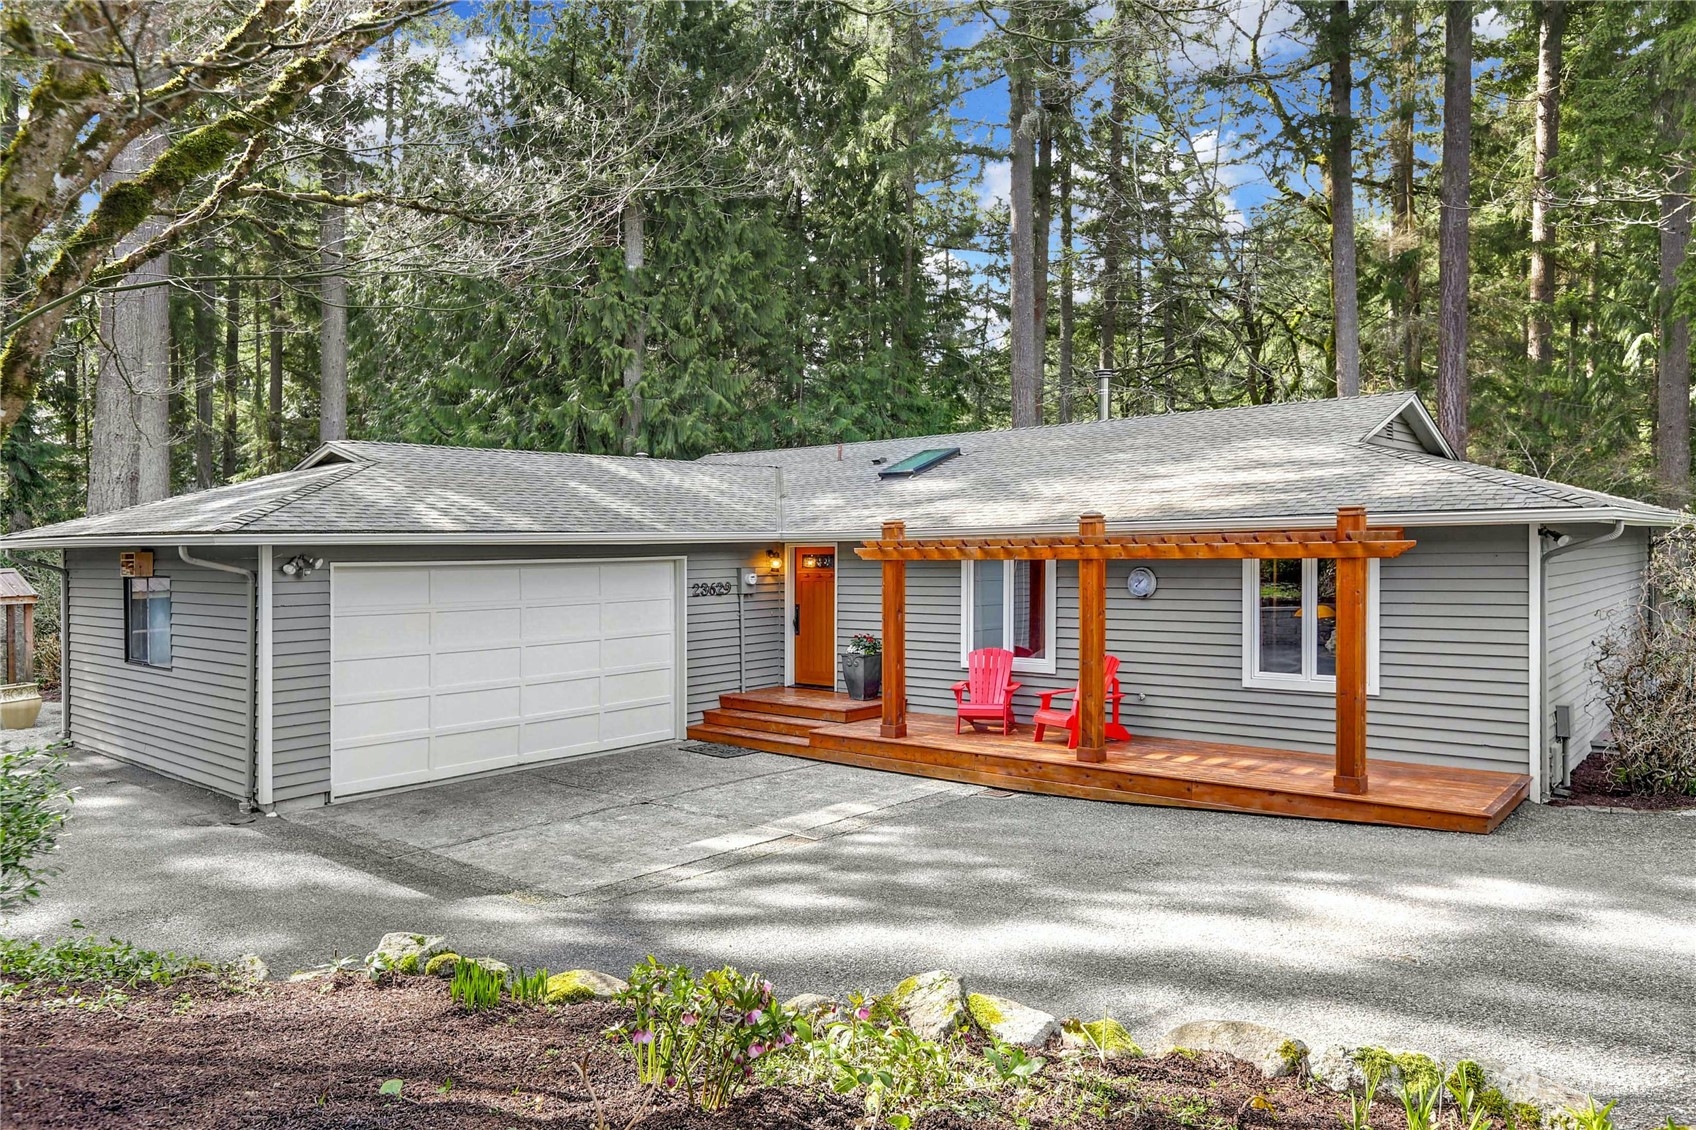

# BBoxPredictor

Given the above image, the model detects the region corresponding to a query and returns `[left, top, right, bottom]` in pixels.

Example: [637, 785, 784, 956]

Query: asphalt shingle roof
[3, 393, 1679, 548]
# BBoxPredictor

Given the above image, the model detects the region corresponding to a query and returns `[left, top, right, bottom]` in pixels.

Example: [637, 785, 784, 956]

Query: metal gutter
[178, 547, 260, 811]
[0, 506, 1680, 553]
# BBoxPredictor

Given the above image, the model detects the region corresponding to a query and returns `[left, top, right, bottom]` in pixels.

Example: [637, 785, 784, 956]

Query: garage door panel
[431, 565, 521, 604]
[336, 696, 430, 743]
[603, 632, 673, 669]
[336, 612, 429, 658]
[332, 559, 677, 799]
[603, 560, 674, 598]
[333, 737, 431, 793]
[604, 598, 673, 634]
[436, 647, 521, 689]
[335, 654, 430, 698]
[523, 563, 600, 602]
[600, 702, 674, 743]
[524, 640, 601, 678]
[525, 603, 600, 642]
[523, 676, 599, 716]
[336, 568, 430, 609]
[434, 685, 521, 729]
[603, 667, 672, 706]
[434, 606, 522, 649]
[433, 726, 519, 774]
[520, 715, 600, 759]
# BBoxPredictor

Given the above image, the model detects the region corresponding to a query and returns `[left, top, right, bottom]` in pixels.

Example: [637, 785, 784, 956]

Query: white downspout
[1535, 520, 1626, 798]
[178, 547, 263, 810]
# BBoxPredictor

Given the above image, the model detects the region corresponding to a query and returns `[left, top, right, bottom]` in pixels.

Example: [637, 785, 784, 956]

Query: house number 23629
[690, 581, 734, 597]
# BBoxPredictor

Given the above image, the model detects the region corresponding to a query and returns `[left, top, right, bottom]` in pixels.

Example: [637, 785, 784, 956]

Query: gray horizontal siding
[1368, 414, 1428, 453]
[1544, 526, 1648, 774]
[835, 526, 1532, 773]
[65, 547, 255, 798]
[266, 542, 780, 805]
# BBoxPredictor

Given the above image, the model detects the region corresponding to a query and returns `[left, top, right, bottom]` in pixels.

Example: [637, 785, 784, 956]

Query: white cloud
[979, 159, 1011, 209]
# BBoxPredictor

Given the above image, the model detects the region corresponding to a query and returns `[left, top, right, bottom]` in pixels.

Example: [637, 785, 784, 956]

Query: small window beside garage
[125, 577, 171, 668]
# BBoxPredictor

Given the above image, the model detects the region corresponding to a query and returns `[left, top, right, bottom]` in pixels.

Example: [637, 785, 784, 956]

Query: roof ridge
[337, 439, 724, 469]
[212, 462, 364, 533]
[1366, 445, 1674, 515]
[703, 392, 1418, 463]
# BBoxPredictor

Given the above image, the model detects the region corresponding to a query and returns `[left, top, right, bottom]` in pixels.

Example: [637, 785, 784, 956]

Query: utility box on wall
[741, 570, 760, 594]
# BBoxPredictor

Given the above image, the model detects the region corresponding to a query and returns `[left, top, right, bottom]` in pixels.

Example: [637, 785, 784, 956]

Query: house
[1, 392, 1678, 832]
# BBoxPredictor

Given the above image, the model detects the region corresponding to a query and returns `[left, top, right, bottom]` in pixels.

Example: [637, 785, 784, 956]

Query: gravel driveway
[6, 735, 1693, 1124]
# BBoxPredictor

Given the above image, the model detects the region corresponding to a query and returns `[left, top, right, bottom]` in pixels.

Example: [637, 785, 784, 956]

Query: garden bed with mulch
[3, 975, 1403, 1130]
[1550, 753, 1696, 811]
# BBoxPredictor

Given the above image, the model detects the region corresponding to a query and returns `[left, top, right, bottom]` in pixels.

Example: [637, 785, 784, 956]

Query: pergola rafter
[856, 507, 1415, 791]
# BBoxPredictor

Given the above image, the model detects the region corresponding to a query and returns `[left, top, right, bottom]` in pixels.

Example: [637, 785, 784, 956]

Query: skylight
[877, 447, 961, 479]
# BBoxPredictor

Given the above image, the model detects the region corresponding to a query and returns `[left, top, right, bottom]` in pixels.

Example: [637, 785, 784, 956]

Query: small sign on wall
[119, 550, 154, 578]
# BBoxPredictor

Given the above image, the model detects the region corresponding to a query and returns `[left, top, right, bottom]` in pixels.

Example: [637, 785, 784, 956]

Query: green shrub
[448, 958, 505, 1011]
[0, 928, 208, 988]
[768, 990, 960, 1125]
[611, 957, 797, 1112]
[0, 746, 74, 910]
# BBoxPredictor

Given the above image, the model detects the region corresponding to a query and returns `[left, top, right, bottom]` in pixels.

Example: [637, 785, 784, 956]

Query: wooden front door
[793, 547, 837, 688]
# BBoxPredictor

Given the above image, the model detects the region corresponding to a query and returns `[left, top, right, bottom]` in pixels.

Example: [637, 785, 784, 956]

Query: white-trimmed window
[1241, 559, 1379, 694]
[961, 560, 1058, 674]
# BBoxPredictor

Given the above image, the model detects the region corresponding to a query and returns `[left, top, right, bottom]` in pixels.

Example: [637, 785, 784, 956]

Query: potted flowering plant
[841, 633, 882, 701]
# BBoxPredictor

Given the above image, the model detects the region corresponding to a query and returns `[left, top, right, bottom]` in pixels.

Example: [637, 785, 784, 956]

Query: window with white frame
[961, 560, 1058, 674]
[1241, 559, 1379, 693]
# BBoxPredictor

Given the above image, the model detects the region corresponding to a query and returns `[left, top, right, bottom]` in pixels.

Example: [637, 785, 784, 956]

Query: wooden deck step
[719, 688, 881, 724]
[685, 722, 813, 755]
[702, 708, 820, 738]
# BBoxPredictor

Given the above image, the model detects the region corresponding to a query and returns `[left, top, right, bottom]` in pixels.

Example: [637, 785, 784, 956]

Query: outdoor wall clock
[1126, 567, 1158, 598]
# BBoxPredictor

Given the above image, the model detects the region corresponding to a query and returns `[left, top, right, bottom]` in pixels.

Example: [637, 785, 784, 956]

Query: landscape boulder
[1061, 1018, 1142, 1058]
[544, 970, 628, 1004]
[966, 992, 1059, 1047]
[365, 932, 449, 975]
[1309, 1045, 1441, 1094]
[1487, 1062, 1588, 1114]
[783, 993, 841, 1018]
[234, 954, 269, 984]
[885, 970, 969, 1041]
[1157, 1020, 1308, 1079]
[423, 952, 460, 978]
[464, 956, 510, 979]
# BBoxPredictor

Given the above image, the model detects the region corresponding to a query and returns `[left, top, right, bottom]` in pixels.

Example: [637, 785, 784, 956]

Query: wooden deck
[688, 688, 1530, 834]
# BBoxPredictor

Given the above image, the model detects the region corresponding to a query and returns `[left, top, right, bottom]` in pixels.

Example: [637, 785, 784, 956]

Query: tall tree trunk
[319, 81, 348, 444]
[1008, 10, 1041, 428]
[1527, 0, 1566, 370]
[1656, 160, 1692, 506]
[222, 276, 241, 479]
[1058, 139, 1075, 424]
[1327, 0, 1360, 397]
[1389, 3, 1421, 387]
[87, 131, 172, 515]
[1096, 25, 1125, 400]
[192, 241, 217, 490]
[268, 282, 284, 471]
[621, 197, 645, 449]
[1437, 1, 1473, 456]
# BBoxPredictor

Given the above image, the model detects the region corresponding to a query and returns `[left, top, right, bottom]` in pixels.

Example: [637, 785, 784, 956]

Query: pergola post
[880, 519, 908, 738]
[1333, 506, 1369, 794]
[1076, 513, 1107, 763]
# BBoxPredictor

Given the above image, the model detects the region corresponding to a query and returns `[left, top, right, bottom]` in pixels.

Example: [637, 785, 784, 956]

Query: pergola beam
[855, 528, 1415, 562]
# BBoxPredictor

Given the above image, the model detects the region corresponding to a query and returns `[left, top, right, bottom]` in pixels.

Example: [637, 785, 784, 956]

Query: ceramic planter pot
[841, 653, 882, 701]
[0, 682, 43, 730]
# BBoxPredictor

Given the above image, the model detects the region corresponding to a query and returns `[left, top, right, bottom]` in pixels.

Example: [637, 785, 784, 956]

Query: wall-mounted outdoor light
[280, 554, 325, 578]
[766, 548, 783, 574]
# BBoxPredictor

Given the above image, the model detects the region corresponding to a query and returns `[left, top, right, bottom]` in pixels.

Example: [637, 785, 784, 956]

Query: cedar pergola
[855, 507, 1417, 795]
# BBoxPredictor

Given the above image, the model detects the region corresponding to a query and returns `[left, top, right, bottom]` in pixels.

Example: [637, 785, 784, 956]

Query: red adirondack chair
[1032, 655, 1133, 749]
[952, 647, 1021, 734]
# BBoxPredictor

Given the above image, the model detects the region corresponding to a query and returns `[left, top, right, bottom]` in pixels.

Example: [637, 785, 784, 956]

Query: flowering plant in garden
[847, 633, 881, 656]
[610, 958, 797, 1111]
[765, 991, 958, 1125]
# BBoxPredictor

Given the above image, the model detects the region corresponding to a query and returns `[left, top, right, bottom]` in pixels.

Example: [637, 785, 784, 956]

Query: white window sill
[960, 657, 1058, 676]
[1242, 673, 1380, 696]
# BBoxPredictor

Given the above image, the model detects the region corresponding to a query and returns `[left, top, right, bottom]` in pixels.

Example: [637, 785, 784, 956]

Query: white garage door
[330, 559, 679, 798]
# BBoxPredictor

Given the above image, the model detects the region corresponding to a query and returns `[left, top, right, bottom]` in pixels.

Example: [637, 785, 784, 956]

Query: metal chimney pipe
[1094, 368, 1113, 421]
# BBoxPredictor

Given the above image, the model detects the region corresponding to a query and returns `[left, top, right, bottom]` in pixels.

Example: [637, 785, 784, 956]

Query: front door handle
[793, 602, 801, 635]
